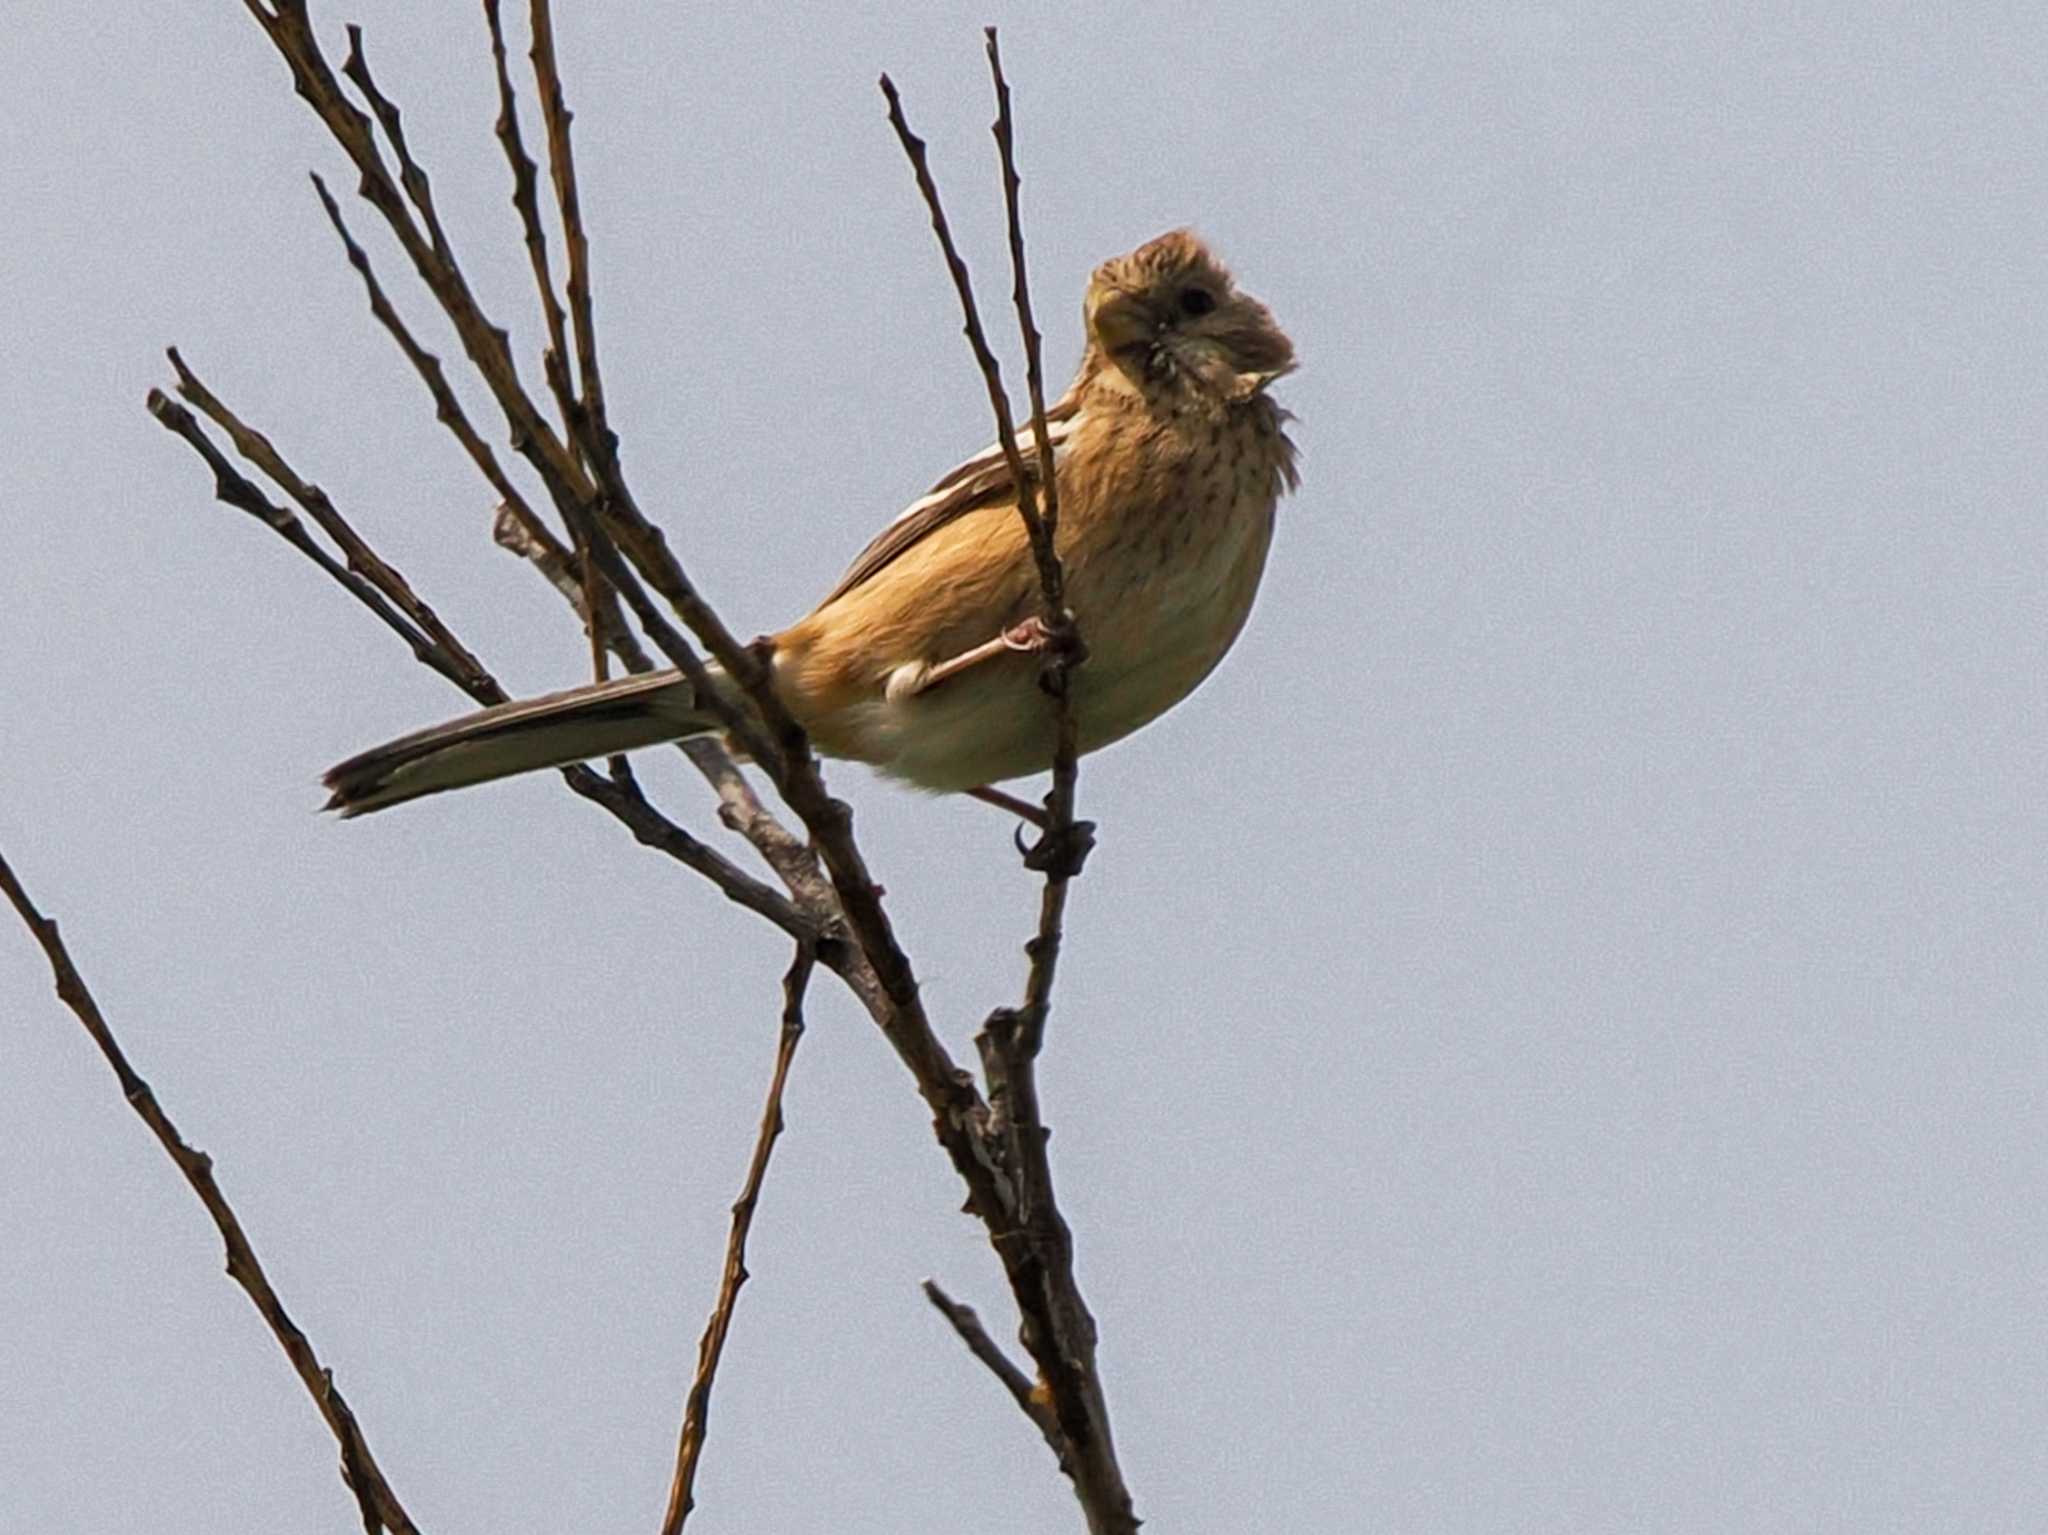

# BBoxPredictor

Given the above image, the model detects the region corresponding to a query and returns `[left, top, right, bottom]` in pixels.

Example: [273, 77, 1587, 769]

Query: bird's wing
[813, 393, 1083, 609]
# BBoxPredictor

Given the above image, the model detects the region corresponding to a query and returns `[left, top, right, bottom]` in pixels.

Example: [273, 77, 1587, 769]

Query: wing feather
[814, 396, 1082, 609]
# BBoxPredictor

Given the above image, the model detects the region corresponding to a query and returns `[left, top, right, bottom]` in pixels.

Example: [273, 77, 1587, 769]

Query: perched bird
[324, 229, 1298, 817]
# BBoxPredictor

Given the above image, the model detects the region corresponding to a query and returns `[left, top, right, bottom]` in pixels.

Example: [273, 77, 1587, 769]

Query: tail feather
[324, 669, 716, 817]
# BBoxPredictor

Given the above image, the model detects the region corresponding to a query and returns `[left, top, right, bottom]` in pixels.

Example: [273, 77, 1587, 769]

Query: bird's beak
[1227, 360, 1299, 401]
[1087, 286, 1153, 359]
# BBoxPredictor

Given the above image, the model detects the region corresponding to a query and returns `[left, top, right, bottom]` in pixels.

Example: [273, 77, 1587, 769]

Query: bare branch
[481, 0, 579, 439]
[491, 501, 650, 672]
[983, 33, 1062, 570]
[551, 464, 998, 1187]
[145, 388, 451, 681]
[344, 3, 610, 691]
[571, 769, 819, 940]
[663, 946, 815, 1535]
[514, 1, 618, 690]
[241, 0, 594, 522]
[923, 1280, 1066, 1455]
[307, 172, 562, 590]
[339, 26, 447, 265]
[146, 369, 811, 943]
[878, 48, 1094, 879]
[163, 347, 498, 696]
[527, 0, 607, 444]
[984, 27, 1091, 1042]
[876, 76, 1048, 567]
[1, 849, 419, 1535]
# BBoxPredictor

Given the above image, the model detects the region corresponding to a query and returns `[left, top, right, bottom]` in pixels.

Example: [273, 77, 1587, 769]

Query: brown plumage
[324, 230, 1298, 816]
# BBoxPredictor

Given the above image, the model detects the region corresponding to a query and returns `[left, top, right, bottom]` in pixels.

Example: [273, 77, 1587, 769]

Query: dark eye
[1177, 287, 1217, 318]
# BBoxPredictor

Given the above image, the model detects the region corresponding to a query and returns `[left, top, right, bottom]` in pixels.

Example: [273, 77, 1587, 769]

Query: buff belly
[820, 500, 1277, 791]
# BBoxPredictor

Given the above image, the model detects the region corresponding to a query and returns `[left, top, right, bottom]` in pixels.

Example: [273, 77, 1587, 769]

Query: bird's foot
[1018, 815, 1097, 878]
[1000, 615, 1054, 653]
[967, 785, 1098, 876]
[905, 616, 1058, 699]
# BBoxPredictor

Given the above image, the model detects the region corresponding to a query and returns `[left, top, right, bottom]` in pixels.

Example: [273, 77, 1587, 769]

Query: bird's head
[1083, 229, 1295, 402]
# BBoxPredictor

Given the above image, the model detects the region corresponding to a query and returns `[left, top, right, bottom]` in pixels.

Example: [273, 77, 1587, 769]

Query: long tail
[323, 668, 721, 817]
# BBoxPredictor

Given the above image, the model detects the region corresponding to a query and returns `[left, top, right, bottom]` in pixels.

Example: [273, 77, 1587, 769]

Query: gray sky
[4, 3, 2044, 1531]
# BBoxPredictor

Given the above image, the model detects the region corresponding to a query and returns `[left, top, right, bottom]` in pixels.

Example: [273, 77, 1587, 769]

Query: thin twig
[491, 502, 647, 668]
[164, 347, 498, 696]
[307, 171, 569, 604]
[146, 389, 449, 680]
[527, 0, 607, 445]
[984, 26, 1090, 1049]
[510, 9, 786, 764]
[480, 0, 619, 688]
[879, 52, 1094, 888]
[572, 769, 818, 939]
[341, 6, 614, 687]
[662, 946, 815, 1535]
[877, 75, 1049, 562]
[491, 498, 846, 953]
[243, 0, 595, 524]
[481, 0, 579, 440]
[340, 26, 448, 266]
[681, 742, 836, 925]
[984, 30, 1063, 580]
[487, 505, 847, 946]
[923, 1280, 1065, 1455]
[1, 850, 418, 1535]
[554, 426, 993, 1172]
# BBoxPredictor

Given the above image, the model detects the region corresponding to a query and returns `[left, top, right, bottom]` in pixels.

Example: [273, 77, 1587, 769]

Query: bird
[323, 229, 1298, 818]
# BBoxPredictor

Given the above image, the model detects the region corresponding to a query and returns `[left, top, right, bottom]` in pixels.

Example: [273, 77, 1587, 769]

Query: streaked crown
[1083, 230, 1295, 398]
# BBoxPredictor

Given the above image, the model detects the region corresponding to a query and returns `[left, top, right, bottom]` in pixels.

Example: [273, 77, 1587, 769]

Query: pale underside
[772, 384, 1294, 791]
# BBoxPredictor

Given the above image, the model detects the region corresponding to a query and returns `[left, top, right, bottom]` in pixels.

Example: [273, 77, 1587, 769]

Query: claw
[1000, 615, 1053, 652]
[1020, 817, 1097, 878]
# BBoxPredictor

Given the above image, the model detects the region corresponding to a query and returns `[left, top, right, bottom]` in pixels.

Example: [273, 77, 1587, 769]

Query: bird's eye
[1177, 287, 1217, 318]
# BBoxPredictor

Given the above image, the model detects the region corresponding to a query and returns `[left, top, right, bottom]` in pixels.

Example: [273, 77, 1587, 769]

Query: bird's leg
[967, 786, 1094, 876]
[966, 785, 1049, 829]
[884, 616, 1053, 701]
